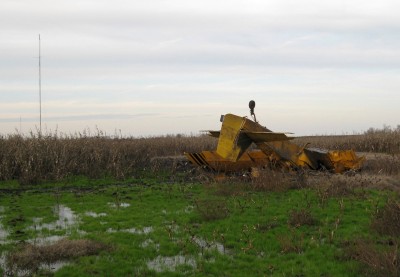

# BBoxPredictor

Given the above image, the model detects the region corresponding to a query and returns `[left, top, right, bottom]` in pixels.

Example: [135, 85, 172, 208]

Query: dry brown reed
[277, 228, 304, 254]
[371, 198, 400, 237]
[288, 208, 316, 227]
[294, 126, 400, 154]
[1, 125, 399, 185]
[250, 169, 306, 192]
[0, 132, 216, 185]
[345, 238, 399, 277]
[362, 154, 400, 175]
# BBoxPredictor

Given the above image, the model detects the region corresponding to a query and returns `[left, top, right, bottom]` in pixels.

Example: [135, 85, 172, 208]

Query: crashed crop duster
[185, 101, 365, 174]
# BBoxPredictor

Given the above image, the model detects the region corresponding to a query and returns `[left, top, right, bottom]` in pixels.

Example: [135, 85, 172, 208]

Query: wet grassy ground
[0, 176, 397, 276]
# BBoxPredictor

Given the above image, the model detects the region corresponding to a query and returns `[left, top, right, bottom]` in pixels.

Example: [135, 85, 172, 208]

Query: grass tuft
[194, 198, 230, 221]
[371, 198, 400, 237]
[288, 208, 317, 227]
[6, 239, 109, 275]
[345, 238, 399, 277]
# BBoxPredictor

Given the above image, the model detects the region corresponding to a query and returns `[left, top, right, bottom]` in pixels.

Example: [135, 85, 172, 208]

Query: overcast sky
[1, 0, 399, 137]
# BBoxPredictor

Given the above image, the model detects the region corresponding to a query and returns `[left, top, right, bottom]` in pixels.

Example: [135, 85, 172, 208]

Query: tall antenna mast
[38, 34, 42, 135]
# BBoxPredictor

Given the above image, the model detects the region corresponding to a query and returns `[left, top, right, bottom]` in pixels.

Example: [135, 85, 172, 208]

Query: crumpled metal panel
[185, 150, 270, 173]
[327, 150, 365, 173]
[186, 113, 365, 174]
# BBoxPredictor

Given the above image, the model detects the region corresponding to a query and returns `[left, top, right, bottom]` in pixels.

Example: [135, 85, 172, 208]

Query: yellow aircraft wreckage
[185, 101, 365, 175]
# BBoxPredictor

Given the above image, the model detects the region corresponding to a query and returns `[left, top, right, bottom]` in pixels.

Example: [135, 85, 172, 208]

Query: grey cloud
[0, 113, 159, 123]
[1, 0, 400, 135]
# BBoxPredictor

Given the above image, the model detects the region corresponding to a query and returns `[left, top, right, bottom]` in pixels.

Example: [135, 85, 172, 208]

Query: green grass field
[0, 173, 398, 276]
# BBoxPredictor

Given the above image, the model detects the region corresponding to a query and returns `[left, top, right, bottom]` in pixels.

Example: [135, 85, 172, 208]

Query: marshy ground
[0, 128, 399, 276]
[0, 168, 399, 276]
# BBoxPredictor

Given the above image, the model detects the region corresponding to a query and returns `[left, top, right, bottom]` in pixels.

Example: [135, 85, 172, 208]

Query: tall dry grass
[0, 131, 216, 185]
[294, 126, 400, 154]
[0, 126, 398, 185]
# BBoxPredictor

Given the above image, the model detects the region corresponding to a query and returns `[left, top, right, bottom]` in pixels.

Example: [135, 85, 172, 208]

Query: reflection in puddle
[26, 205, 84, 248]
[0, 205, 81, 247]
[0, 205, 81, 274]
[29, 235, 67, 246]
[85, 211, 107, 218]
[107, 226, 153, 235]
[146, 237, 228, 273]
[147, 255, 197, 273]
[31, 205, 78, 231]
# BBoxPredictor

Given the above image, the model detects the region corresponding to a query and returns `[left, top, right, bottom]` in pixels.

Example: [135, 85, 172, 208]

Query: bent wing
[242, 131, 294, 143]
[204, 130, 294, 142]
[203, 130, 220, 138]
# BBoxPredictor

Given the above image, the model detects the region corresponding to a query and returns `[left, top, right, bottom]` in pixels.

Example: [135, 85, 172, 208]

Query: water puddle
[164, 222, 180, 234]
[0, 208, 9, 245]
[0, 221, 10, 245]
[0, 205, 90, 274]
[30, 205, 78, 232]
[126, 227, 153, 234]
[28, 235, 67, 246]
[0, 205, 81, 247]
[141, 239, 160, 251]
[147, 255, 197, 273]
[23, 205, 83, 247]
[108, 202, 130, 208]
[84, 211, 107, 218]
[40, 260, 70, 273]
[184, 205, 194, 214]
[107, 226, 153, 235]
[146, 237, 228, 273]
[192, 237, 227, 254]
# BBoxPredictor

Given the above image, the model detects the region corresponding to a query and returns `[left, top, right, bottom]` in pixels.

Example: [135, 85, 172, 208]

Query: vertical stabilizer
[216, 114, 247, 161]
